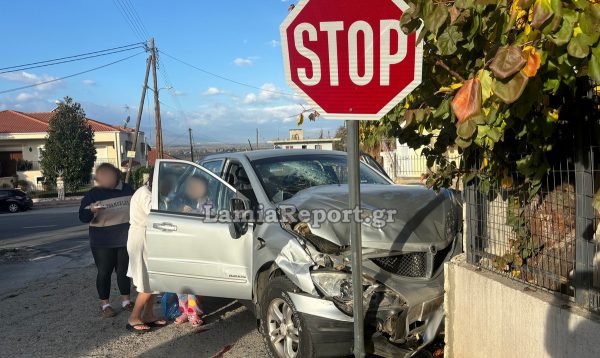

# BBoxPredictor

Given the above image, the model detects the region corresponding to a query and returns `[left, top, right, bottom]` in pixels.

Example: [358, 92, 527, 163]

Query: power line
[122, 0, 150, 38]
[113, 0, 146, 42]
[0, 45, 145, 75]
[0, 51, 145, 95]
[0, 42, 145, 72]
[158, 50, 301, 98]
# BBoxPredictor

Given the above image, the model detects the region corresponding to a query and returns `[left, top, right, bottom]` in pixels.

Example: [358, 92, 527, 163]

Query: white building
[0, 110, 148, 190]
[270, 129, 340, 150]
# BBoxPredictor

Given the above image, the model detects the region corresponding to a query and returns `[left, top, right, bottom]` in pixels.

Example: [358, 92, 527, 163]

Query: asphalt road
[0, 205, 268, 357]
[0, 206, 93, 295]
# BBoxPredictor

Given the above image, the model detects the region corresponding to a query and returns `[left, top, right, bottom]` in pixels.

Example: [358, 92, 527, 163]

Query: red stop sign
[280, 0, 422, 121]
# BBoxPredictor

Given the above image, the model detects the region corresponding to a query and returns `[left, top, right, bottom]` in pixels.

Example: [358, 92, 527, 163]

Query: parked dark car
[0, 189, 33, 213]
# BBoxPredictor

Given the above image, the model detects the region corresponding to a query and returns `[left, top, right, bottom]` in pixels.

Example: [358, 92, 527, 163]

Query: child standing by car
[174, 174, 212, 326]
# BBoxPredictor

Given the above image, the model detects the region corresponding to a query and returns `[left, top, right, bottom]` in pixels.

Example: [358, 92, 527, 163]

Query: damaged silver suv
[146, 149, 461, 358]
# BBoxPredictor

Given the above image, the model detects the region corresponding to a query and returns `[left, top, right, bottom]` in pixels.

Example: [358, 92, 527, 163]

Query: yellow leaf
[547, 108, 559, 122]
[297, 113, 304, 126]
[481, 157, 489, 169]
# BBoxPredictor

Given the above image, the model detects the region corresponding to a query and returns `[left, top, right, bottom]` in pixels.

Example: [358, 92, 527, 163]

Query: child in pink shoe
[175, 294, 203, 326]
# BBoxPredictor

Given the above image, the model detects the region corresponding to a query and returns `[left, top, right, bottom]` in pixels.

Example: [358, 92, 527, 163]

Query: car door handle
[153, 222, 178, 232]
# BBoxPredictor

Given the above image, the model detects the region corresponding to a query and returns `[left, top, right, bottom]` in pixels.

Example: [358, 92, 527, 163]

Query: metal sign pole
[347, 120, 365, 357]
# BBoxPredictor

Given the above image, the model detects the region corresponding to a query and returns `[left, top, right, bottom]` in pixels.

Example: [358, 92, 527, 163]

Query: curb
[32, 198, 82, 209]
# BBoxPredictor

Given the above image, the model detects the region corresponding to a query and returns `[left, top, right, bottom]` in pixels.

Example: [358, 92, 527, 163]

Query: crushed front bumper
[288, 291, 445, 358]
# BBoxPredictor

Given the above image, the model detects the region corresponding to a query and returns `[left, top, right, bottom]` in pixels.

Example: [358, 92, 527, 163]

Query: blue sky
[0, 0, 340, 145]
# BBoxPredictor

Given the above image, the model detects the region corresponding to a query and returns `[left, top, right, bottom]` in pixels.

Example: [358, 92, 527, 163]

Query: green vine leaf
[425, 4, 449, 35]
[589, 44, 600, 83]
[457, 119, 477, 139]
[493, 71, 529, 104]
[549, 9, 577, 46]
[531, 0, 554, 29]
[437, 26, 462, 55]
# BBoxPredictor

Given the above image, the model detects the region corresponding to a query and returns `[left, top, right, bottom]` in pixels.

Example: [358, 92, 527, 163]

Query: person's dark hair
[95, 163, 121, 186]
[147, 169, 154, 191]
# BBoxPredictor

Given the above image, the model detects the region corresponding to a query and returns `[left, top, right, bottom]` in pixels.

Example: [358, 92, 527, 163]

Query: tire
[7, 203, 20, 213]
[260, 276, 315, 358]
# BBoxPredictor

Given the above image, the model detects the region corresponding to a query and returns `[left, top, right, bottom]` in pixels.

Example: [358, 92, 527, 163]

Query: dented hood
[278, 184, 459, 252]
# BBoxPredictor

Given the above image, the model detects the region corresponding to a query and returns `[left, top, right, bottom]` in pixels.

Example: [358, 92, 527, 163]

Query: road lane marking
[22, 225, 57, 229]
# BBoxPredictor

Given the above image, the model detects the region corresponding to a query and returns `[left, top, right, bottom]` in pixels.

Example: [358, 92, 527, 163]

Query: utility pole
[150, 37, 164, 159]
[125, 53, 152, 183]
[256, 128, 259, 150]
[188, 128, 194, 162]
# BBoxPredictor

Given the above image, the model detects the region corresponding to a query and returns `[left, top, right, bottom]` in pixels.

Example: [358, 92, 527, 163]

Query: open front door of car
[146, 159, 253, 300]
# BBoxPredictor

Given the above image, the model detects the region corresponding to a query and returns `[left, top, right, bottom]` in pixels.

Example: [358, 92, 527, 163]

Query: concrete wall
[445, 254, 600, 358]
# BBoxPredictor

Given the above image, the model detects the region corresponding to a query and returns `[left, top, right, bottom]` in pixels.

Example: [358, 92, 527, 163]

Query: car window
[224, 161, 258, 209]
[0, 190, 8, 198]
[251, 154, 390, 203]
[201, 159, 224, 176]
[156, 161, 234, 216]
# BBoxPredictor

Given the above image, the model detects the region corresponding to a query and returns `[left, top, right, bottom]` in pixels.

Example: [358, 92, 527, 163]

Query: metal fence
[465, 147, 600, 313]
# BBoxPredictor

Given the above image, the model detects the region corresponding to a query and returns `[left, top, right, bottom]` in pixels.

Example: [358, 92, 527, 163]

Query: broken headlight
[311, 271, 354, 302]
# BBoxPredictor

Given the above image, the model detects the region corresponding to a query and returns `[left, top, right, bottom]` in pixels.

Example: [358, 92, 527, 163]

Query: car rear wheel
[260, 276, 315, 358]
[8, 203, 20, 213]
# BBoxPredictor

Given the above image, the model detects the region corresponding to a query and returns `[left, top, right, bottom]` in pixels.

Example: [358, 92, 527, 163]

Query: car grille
[371, 244, 454, 278]
[371, 252, 427, 278]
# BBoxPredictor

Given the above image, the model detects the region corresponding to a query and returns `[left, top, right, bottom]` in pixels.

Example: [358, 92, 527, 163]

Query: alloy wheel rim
[8, 204, 18, 212]
[267, 298, 300, 358]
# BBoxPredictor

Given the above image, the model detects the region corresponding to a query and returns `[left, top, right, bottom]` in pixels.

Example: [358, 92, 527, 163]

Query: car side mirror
[229, 197, 250, 239]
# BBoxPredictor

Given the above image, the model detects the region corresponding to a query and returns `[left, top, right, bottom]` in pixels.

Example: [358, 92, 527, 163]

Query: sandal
[122, 302, 134, 312]
[145, 319, 168, 327]
[189, 314, 203, 327]
[126, 323, 151, 334]
[174, 314, 189, 324]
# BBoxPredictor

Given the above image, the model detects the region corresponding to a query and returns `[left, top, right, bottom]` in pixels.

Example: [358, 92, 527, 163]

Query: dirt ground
[0, 263, 268, 358]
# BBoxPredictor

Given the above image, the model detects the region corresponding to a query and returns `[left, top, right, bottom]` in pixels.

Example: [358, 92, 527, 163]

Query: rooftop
[0, 110, 129, 134]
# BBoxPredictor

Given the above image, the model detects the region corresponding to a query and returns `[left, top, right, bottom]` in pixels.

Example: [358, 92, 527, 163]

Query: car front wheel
[260, 276, 315, 358]
[8, 203, 20, 213]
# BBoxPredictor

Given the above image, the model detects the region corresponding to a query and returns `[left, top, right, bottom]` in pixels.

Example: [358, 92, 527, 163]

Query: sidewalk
[0, 262, 267, 357]
[32, 196, 83, 209]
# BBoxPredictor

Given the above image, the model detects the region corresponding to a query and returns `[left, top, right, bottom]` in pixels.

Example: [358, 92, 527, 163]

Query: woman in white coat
[126, 172, 167, 332]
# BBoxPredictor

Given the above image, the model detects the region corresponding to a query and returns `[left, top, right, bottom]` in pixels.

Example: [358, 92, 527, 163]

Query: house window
[315, 145, 322, 150]
[301, 145, 307, 149]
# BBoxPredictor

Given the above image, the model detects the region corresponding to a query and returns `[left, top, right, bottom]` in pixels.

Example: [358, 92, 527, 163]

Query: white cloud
[243, 83, 283, 104]
[82, 79, 96, 86]
[172, 90, 186, 96]
[268, 40, 280, 47]
[0, 71, 60, 91]
[202, 87, 223, 96]
[233, 57, 254, 67]
[14, 92, 42, 102]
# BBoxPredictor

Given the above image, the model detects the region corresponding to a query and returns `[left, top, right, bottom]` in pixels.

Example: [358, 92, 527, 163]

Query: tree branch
[435, 59, 466, 82]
